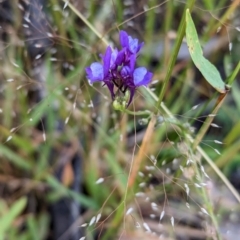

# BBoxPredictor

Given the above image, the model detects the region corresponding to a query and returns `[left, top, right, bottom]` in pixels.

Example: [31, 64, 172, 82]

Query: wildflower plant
[86, 30, 153, 108]
[0, 1, 240, 240]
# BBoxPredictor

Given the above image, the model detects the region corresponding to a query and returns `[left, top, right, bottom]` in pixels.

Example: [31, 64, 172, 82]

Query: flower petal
[103, 46, 112, 77]
[110, 48, 118, 67]
[129, 54, 136, 72]
[142, 71, 153, 85]
[85, 62, 104, 83]
[136, 42, 144, 53]
[104, 81, 115, 99]
[128, 36, 139, 53]
[127, 36, 144, 53]
[133, 67, 152, 86]
[121, 66, 130, 77]
[115, 48, 125, 65]
[119, 30, 129, 48]
[127, 87, 136, 107]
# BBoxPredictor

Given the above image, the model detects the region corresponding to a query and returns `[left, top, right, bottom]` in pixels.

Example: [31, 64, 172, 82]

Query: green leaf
[0, 197, 27, 238]
[45, 175, 98, 209]
[186, 9, 226, 93]
[0, 145, 32, 170]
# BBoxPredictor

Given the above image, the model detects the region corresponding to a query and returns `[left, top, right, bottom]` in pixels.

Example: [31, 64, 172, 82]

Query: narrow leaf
[0, 145, 32, 170]
[0, 197, 27, 236]
[186, 9, 226, 93]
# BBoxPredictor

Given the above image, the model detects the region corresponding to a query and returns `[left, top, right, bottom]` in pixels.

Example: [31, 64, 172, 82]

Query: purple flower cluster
[85, 31, 153, 106]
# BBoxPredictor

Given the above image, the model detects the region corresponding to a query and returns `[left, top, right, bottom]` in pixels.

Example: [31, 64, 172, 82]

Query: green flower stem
[123, 109, 151, 116]
[226, 61, 240, 86]
[156, 0, 195, 110]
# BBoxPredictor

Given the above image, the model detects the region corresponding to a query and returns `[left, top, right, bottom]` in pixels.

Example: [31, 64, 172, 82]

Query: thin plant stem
[226, 61, 240, 85]
[123, 109, 150, 116]
[193, 161, 222, 240]
[207, 0, 240, 36]
[62, 0, 109, 46]
[192, 62, 239, 150]
[156, 0, 196, 110]
[192, 93, 227, 150]
[127, 115, 157, 188]
[144, 87, 240, 203]
[127, 0, 196, 189]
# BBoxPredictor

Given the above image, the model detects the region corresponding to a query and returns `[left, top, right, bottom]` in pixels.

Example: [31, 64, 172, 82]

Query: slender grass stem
[226, 61, 240, 85]
[144, 87, 240, 203]
[207, 0, 240, 36]
[62, 0, 109, 46]
[192, 62, 239, 150]
[192, 93, 227, 150]
[156, 0, 196, 110]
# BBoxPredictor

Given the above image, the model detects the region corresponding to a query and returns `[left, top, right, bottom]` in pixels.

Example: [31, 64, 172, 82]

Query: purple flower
[119, 30, 144, 54]
[120, 60, 153, 106]
[85, 46, 117, 84]
[85, 31, 153, 107]
[133, 67, 153, 86]
[85, 62, 104, 82]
